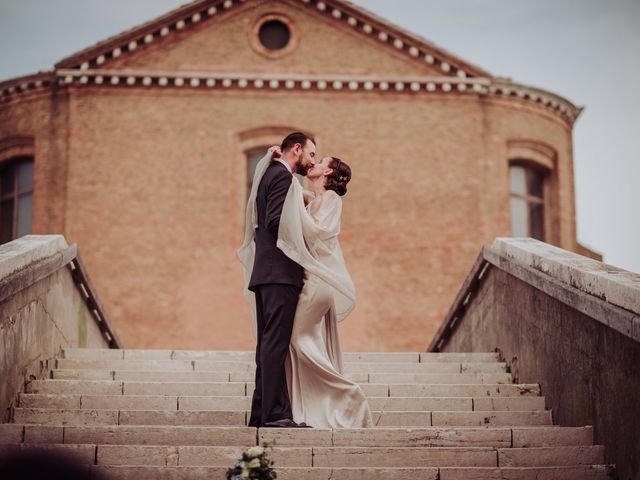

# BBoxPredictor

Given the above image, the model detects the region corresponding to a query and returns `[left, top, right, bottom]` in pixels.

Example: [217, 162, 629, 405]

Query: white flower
[248, 458, 261, 469]
[247, 446, 264, 458]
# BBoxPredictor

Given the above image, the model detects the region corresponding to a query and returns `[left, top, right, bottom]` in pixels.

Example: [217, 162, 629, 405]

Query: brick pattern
[0, 1, 580, 351]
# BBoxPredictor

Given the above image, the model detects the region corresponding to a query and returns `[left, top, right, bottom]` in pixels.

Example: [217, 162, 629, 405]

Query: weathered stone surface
[473, 397, 546, 411]
[13, 408, 118, 426]
[332, 428, 511, 447]
[63, 425, 256, 445]
[178, 396, 251, 411]
[91, 465, 228, 479]
[56, 359, 193, 370]
[420, 353, 498, 363]
[498, 446, 605, 467]
[171, 350, 254, 361]
[0, 234, 68, 279]
[18, 393, 81, 408]
[97, 445, 179, 465]
[123, 349, 174, 360]
[0, 237, 110, 422]
[344, 362, 460, 374]
[259, 427, 333, 447]
[491, 237, 640, 319]
[90, 466, 440, 480]
[193, 361, 254, 372]
[63, 348, 123, 360]
[26, 379, 123, 395]
[178, 446, 312, 467]
[369, 373, 511, 385]
[439, 466, 612, 479]
[354, 384, 389, 396]
[118, 409, 245, 426]
[312, 447, 497, 467]
[344, 352, 420, 363]
[115, 370, 230, 382]
[18, 443, 96, 463]
[23, 425, 63, 443]
[368, 397, 471, 412]
[461, 363, 506, 373]
[511, 426, 593, 447]
[372, 411, 432, 426]
[252, 467, 440, 480]
[0, 423, 23, 443]
[81, 394, 177, 410]
[432, 411, 552, 426]
[388, 384, 540, 397]
[52, 369, 114, 380]
[439, 257, 640, 479]
[122, 381, 245, 396]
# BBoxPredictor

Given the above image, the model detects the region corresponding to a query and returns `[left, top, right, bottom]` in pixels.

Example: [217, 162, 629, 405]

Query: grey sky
[1, 0, 638, 272]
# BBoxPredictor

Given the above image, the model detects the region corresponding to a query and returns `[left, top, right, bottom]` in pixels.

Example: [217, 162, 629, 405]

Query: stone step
[17, 443, 606, 468]
[61, 348, 499, 364]
[0, 424, 596, 448]
[11, 407, 551, 428]
[51, 368, 512, 385]
[51, 369, 524, 397]
[368, 373, 512, 384]
[26, 380, 391, 397]
[55, 358, 507, 374]
[389, 384, 540, 397]
[91, 465, 441, 479]
[431, 411, 552, 426]
[438, 466, 612, 480]
[0, 445, 608, 480]
[18, 394, 546, 412]
[497, 446, 605, 467]
[28, 379, 516, 398]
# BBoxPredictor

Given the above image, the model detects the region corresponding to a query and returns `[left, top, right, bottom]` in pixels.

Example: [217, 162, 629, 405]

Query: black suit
[248, 160, 304, 427]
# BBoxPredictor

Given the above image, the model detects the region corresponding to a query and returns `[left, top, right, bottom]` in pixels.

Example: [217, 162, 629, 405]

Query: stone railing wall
[0, 235, 121, 422]
[429, 237, 640, 480]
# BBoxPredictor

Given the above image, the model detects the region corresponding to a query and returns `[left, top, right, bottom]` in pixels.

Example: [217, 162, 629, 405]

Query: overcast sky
[1, 0, 638, 272]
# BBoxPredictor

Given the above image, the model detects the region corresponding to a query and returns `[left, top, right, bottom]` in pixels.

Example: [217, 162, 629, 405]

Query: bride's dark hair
[324, 157, 351, 196]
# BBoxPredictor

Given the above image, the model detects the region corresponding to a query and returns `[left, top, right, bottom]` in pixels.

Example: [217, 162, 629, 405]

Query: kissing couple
[238, 132, 373, 429]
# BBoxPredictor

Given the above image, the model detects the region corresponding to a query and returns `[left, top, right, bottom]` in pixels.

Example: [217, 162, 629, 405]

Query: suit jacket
[248, 160, 304, 291]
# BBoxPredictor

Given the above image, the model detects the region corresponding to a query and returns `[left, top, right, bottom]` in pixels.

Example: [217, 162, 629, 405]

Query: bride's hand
[268, 145, 282, 159]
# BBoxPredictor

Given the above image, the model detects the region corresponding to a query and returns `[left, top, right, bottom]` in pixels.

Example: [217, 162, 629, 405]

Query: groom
[247, 132, 316, 428]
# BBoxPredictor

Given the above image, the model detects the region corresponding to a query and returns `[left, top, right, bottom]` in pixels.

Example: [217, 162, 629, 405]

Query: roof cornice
[0, 68, 581, 126]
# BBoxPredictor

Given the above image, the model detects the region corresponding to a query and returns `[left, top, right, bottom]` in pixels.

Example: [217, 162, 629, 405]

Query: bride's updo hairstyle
[325, 157, 351, 196]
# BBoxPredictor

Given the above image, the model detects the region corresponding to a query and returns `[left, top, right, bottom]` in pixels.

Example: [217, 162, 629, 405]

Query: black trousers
[248, 284, 301, 427]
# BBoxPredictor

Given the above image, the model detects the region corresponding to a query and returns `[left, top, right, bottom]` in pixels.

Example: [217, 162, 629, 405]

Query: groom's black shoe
[263, 418, 312, 428]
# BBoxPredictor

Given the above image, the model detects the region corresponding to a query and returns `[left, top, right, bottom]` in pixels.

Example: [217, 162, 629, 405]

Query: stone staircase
[0, 348, 613, 479]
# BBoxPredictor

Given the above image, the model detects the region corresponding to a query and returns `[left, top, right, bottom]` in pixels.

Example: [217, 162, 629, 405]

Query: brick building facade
[0, 0, 597, 351]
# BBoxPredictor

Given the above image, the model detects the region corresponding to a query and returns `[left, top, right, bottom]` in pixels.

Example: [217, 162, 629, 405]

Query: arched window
[244, 146, 305, 198]
[246, 146, 268, 196]
[1, 156, 34, 244]
[507, 141, 557, 243]
[509, 163, 546, 240]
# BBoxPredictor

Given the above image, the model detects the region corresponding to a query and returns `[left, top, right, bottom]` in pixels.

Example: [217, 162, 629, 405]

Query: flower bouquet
[226, 445, 277, 480]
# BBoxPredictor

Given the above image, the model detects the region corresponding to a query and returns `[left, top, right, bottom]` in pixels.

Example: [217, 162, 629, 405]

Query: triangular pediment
[55, 0, 492, 79]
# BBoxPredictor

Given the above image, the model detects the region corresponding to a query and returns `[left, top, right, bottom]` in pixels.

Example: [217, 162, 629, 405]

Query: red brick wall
[0, 0, 579, 351]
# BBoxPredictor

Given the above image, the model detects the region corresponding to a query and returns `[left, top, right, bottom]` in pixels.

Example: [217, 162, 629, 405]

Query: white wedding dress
[285, 192, 373, 429]
[238, 149, 372, 429]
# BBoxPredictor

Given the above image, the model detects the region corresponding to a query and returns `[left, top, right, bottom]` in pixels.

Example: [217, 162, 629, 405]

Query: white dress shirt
[275, 158, 292, 174]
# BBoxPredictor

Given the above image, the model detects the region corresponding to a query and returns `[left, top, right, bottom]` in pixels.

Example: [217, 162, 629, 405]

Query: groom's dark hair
[281, 132, 315, 152]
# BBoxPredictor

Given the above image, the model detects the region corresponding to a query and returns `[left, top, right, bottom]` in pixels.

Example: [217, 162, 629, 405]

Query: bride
[239, 146, 372, 429]
[284, 153, 373, 429]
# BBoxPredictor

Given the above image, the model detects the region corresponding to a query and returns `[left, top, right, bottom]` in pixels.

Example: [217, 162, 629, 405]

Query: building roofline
[53, 0, 491, 79]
